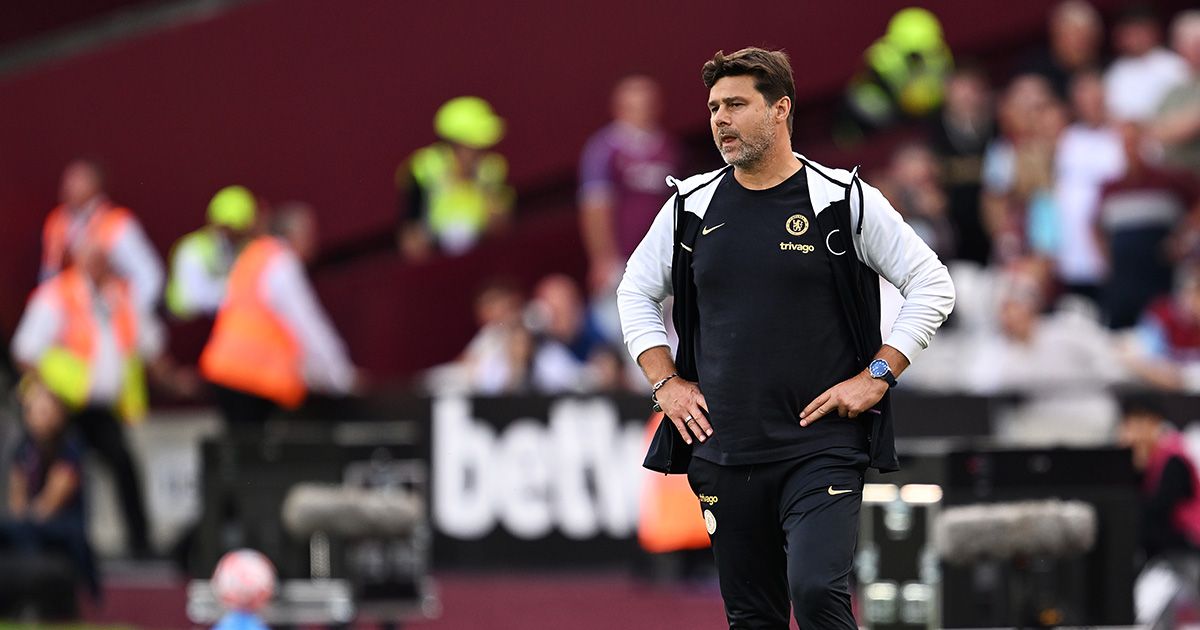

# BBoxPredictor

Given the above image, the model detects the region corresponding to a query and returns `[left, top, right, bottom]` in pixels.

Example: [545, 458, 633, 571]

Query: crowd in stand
[435, 3, 1200, 426]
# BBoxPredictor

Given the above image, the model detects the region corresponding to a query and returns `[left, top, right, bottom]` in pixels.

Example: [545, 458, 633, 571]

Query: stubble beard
[717, 111, 775, 170]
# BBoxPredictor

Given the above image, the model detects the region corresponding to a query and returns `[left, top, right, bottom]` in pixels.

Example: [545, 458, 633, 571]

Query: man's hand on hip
[799, 372, 888, 426]
[657, 378, 713, 444]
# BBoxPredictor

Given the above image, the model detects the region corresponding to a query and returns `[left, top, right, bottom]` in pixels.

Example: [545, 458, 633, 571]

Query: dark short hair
[702, 47, 796, 135]
[1116, 3, 1159, 26]
[1119, 390, 1167, 421]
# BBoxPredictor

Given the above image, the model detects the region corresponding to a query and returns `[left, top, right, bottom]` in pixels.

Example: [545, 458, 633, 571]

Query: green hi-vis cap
[207, 185, 257, 230]
[886, 7, 945, 52]
[434, 96, 505, 149]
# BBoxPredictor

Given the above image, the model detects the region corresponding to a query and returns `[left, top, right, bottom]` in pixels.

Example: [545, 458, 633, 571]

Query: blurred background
[3, 0, 1200, 628]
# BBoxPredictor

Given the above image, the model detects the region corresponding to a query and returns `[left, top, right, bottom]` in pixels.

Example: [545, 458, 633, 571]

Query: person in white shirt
[1104, 5, 1189, 123]
[966, 265, 1127, 446]
[199, 203, 360, 428]
[1054, 70, 1126, 300]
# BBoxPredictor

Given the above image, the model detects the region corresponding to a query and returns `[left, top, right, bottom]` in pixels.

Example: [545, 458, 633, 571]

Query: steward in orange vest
[41, 159, 164, 313]
[200, 204, 358, 423]
[11, 237, 171, 555]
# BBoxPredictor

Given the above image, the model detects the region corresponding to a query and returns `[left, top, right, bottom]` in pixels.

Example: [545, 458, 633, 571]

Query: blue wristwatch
[868, 358, 897, 388]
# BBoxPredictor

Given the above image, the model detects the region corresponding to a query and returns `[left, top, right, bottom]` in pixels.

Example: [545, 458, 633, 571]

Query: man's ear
[776, 96, 792, 125]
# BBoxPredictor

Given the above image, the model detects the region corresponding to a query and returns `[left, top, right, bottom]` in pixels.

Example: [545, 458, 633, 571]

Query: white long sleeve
[616, 159, 954, 369]
[849, 178, 956, 363]
[11, 287, 61, 368]
[261, 250, 355, 394]
[615, 195, 676, 362]
[109, 220, 164, 314]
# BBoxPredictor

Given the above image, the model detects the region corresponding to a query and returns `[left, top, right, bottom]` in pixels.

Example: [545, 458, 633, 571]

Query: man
[1017, 0, 1104, 100]
[1052, 70, 1125, 302]
[579, 76, 681, 297]
[1151, 10, 1200, 177]
[617, 48, 954, 628]
[11, 237, 177, 556]
[166, 185, 259, 320]
[41, 159, 164, 314]
[1104, 4, 1188, 123]
[1124, 262, 1200, 392]
[1098, 122, 1200, 329]
[844, 7, 953, 135]
[965, 263, 1124, 445]
[395, 96, 513, 260]
[1116, 394, 1200, 623]
[200, 204, 358, 428]
[927, 64, 995, 265]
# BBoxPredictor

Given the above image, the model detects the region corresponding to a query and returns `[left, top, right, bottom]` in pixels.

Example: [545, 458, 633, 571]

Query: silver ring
[685, 416, 695, 424]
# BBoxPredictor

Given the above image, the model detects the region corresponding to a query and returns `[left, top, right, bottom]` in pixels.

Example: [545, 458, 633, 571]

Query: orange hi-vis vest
[637, 412, 712, 554]
[200, 237, 305, 408]
[42, 202, 135, 275]
[37, 267, 148, 421]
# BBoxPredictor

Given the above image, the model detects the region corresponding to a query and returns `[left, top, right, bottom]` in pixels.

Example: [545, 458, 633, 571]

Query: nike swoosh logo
[701, 223, 726, 236]
[827, 486, 853, 496]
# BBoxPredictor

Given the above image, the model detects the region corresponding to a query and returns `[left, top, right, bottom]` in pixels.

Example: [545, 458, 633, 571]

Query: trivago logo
[433, 397, 646, 541]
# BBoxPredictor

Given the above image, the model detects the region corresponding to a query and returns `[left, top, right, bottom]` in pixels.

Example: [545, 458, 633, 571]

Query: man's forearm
[871, 344, 910, 378]
[636, 345, 677, 386]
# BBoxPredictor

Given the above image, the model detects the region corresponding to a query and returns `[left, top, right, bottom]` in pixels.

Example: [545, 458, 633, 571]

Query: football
[212, 549, 276, 612]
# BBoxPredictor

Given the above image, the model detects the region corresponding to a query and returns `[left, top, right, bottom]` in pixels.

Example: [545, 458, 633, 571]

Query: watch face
[869, 359, 888, 378]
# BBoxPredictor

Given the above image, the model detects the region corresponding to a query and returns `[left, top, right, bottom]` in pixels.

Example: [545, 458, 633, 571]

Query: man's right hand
[656, 377, 712, 444]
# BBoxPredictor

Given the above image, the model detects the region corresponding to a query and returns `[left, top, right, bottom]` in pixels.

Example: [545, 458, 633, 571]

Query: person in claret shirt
[1097, 122, 1200, 329]
[579, 75, 680, 342]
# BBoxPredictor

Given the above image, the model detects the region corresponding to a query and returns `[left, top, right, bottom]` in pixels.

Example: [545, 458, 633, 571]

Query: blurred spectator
[1017, 0, 1104, 100]
[1104, 4, 1188, 123]
[844, 7, 953, 136]
[201, 204, 360, 428]
[1098, 122, 1200, 329]
[0, 379, 96, 597]
[981, 75, 1065, 264]
[527, 274, 622, 393]
[9, 236, 185, 556]
[1150, 10, 1200, 177]
[579, 75, 680, 340]
[165, 185, 259, 321]
[928, 64, 996, 265]
[456, 279, 534, 394]
[1125, 262, 1200, 391]
[1052, 70, 1125, 302]
[396, 97, 513, 260]
[41, 159, 164, 314]
[876, 142, 956, 259]
[1118, 393, 1200, 623]
[965, 262, 1125, 445]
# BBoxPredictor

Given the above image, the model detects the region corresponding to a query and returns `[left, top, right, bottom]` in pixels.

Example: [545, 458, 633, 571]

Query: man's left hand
[800, 372, 888, 426]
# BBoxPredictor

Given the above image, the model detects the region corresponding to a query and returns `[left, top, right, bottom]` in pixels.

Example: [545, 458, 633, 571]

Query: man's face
[1051, 14, 1100, 67]
[614, 76, 661, 130]
[1115, 21, 1159, 57]
[1070, 75, 1106, 126]
[709, 75, 780, 169]
[59, 161, 102, 208]
[944, 74, 989, 120]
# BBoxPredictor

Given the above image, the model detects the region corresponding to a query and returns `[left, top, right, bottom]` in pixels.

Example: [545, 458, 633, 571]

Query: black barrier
[193, 392, 1195, 578]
